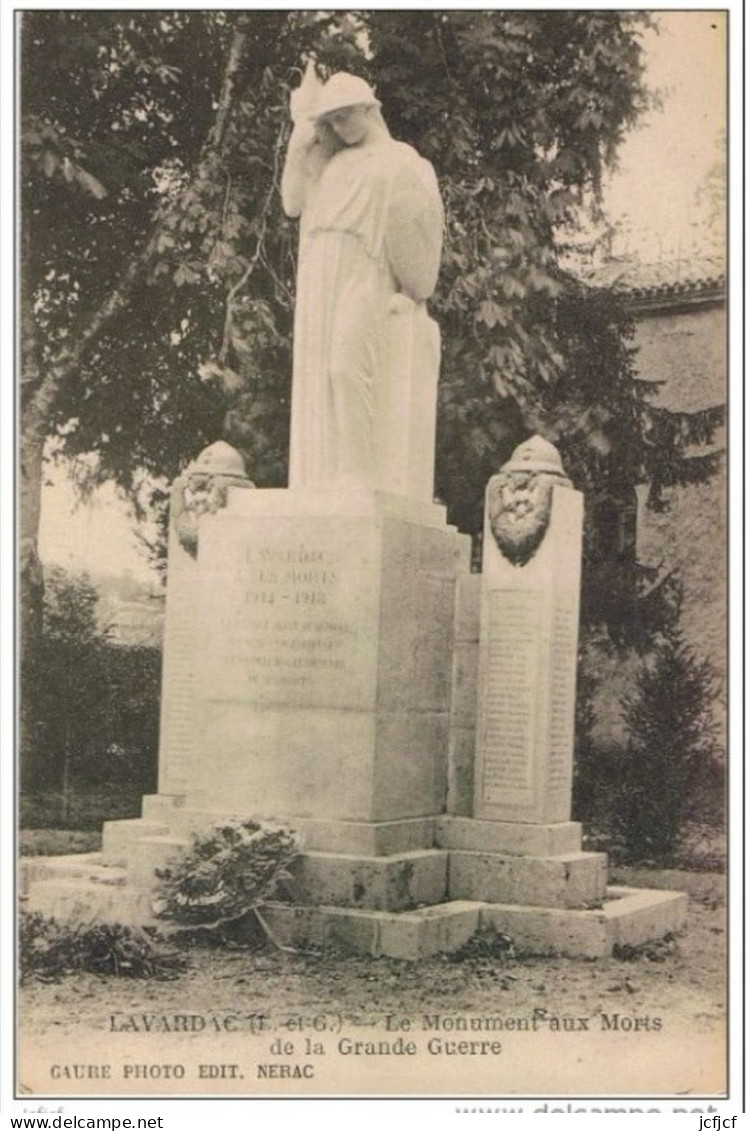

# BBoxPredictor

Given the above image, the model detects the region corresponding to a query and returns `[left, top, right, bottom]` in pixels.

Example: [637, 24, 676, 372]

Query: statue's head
[313, 73, 380, 119]
[314, 73, 386, 148]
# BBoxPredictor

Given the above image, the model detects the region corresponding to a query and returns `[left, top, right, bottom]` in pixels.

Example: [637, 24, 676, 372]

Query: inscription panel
[480, 590, 542, 805]
[199, 520, 380, 710]
[547, 600, 577, 791]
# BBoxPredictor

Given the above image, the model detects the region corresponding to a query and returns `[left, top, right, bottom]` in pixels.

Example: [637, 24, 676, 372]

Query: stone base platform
[102, 801, 586, 861]
[100, 806, 607, 912]
[21, 854, 156, 926]
[20, 801, 687, 959]
[477, 887, 688, 959]
[21, 845, 687, 961]
[20, 803, 688, 959]
[262, 886, 688, 960]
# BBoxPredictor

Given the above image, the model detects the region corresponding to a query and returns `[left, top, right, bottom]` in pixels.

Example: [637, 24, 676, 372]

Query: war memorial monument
[24, 70, 686, 961]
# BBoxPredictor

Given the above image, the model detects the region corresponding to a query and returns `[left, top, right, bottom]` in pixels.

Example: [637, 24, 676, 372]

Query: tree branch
[23, 15, 254, 442]
[218, 120, 289, 364]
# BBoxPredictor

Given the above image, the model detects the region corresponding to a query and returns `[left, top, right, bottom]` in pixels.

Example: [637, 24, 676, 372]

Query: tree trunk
[18, 429, 45, 793]
[19, 223, 46, 792]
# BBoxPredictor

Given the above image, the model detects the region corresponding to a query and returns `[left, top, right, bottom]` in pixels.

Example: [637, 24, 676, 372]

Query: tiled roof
[580, 256, 726, 302]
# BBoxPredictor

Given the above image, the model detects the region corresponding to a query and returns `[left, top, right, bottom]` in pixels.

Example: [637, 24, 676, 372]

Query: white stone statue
[281, 66, 444, 495]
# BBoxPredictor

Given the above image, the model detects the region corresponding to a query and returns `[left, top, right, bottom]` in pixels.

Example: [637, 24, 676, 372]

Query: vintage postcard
[5, 3, 741, 1119]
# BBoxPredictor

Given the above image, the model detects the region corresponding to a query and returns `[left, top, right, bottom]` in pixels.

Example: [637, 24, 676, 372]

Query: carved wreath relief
[487, 436, 571, 566]
[488, 471, 554, 566]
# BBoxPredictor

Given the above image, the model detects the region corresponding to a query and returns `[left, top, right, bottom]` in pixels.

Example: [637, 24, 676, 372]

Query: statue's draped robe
[289, 139, 443, 489]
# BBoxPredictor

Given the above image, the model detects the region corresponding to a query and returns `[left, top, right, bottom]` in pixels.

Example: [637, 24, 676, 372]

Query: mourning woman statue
[281, 67, 444, 493]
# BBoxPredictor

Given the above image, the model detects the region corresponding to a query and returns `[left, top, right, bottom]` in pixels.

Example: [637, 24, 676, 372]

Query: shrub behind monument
[612, 625, 724, 862]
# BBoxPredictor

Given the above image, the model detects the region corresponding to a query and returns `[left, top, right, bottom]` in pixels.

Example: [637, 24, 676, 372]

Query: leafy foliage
[26, 566, 108, 793]
[571, 628, 604, 827]
[612, 933, 678, 963]
[19, 911, 186, 982]
[26, 567, 161, 799]
[21, 788, 150, 833]
[90, 644, 162, 787]
[611, 623, 724, 862]
[154, 819, 299, 932]
[444, 924, 516, 964]
[41, 564, 102, 646]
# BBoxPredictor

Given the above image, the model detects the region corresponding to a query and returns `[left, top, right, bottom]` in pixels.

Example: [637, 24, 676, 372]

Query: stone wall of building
[631, 303, 726, 414]
[633, 300, 726, 690]
[636, 472, 726, 730]
[590, 297, 727, 753]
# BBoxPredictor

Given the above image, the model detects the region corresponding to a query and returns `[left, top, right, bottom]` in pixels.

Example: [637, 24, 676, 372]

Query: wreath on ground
[153, 818, 299, 949]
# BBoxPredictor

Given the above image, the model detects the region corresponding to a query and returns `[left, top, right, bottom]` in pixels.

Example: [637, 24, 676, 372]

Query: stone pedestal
[158, 441, 254, 795]
[140, 487, 466, 837]
[441, 442, 606, 917]
[447, 573, 480, 816]
[156, 508, 199, 797]
[185, 487, 470, 824]
[474, 473, 582, 823]
[433, 438, 683, 958]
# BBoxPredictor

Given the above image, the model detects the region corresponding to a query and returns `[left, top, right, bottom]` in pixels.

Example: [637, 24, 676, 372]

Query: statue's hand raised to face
[289, 59, 323, 124]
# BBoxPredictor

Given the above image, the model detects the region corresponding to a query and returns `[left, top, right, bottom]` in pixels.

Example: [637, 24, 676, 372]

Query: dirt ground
[19, 878, 727, 1037]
